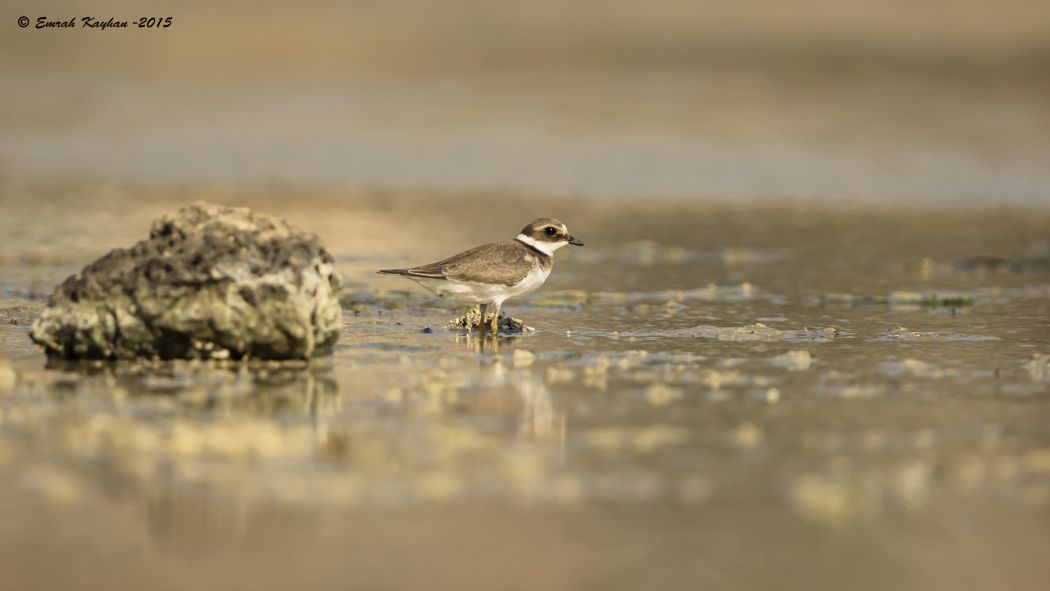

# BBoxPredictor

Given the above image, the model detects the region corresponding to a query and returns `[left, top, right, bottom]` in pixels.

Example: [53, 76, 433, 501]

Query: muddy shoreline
[2, 181, 1049, 590]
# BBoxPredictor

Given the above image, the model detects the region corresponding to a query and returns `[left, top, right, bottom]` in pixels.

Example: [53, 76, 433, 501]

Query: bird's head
[516, 218, 584, 256]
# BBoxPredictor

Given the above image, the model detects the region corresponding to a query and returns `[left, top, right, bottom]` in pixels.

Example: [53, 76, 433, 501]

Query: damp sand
[1, 183, 1050, 590]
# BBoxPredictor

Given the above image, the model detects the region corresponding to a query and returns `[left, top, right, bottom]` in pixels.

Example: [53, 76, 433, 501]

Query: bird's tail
[377, 269, 411, 276]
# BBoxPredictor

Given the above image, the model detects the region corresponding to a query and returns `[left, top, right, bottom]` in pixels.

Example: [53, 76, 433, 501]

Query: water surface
[1, 185, 1049, 590]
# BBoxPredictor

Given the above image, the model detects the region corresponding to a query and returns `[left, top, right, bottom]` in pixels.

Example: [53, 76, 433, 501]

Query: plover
[379, 218, 584, 333]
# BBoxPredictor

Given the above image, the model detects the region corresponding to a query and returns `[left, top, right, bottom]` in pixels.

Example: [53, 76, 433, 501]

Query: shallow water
[1, 185, 1049, 590]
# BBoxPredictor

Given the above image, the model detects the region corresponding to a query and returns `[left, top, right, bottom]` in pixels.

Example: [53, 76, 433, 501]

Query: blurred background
[3, 0, 1049, 202]
[4, 4, 1050, 591]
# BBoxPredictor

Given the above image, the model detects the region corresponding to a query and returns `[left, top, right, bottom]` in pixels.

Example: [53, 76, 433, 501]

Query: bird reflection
[517, 378, 565, 442]
[452, 331, 522, 354]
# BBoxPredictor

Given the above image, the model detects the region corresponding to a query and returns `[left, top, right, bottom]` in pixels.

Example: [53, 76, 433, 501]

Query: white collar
[515, 234, 563, 256]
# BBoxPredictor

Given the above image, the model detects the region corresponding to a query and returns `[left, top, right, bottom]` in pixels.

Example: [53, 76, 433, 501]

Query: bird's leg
[478, 303, 489, 334]
[490, 302, 502, 334]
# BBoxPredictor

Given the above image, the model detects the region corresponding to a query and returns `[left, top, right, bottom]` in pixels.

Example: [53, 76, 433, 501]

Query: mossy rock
[30, 202, 342, 360]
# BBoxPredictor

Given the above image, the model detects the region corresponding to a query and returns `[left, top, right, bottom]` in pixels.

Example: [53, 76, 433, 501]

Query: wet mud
[1, 185, 1049, 590]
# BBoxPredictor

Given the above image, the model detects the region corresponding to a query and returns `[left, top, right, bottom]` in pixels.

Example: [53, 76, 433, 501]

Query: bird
[378, 218, 584, 333]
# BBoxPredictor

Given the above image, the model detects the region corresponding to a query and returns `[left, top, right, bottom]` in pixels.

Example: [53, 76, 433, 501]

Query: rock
[0, 358, 15, 393]
[769, 350, 814, 371]
[30, 202, 342, 360]
[447, 306, 533, 334]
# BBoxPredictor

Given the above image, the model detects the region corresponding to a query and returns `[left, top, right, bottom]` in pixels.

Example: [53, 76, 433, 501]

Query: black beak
[568, 235, 584, 246]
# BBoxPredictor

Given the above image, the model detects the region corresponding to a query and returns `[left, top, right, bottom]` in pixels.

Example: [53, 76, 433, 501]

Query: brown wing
[407, 241, 535, 286]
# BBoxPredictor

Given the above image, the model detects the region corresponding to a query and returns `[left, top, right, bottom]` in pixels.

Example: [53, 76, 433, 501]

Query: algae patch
[817, 291, 977, 309]
[686, 323, 843, 343]
[0, 305, 41, 326]
[872, 327, 1001, 343]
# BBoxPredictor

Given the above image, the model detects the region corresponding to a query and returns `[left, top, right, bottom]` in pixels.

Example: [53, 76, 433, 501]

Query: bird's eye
[544, 227, 557, 236]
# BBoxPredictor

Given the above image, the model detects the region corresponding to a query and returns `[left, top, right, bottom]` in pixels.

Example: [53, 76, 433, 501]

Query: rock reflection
[39, 359, 341, 417]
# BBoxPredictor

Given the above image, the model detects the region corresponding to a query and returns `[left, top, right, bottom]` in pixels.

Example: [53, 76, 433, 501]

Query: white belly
[409, 267, 550, 305]
[497, 266, 551, 303]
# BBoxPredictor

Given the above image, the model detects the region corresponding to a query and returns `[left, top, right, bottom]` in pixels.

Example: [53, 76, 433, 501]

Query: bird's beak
[568, 235, 584, 246]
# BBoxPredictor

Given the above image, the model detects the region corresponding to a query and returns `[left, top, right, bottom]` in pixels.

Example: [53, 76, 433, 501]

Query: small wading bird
[378, 218, 584, 333]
